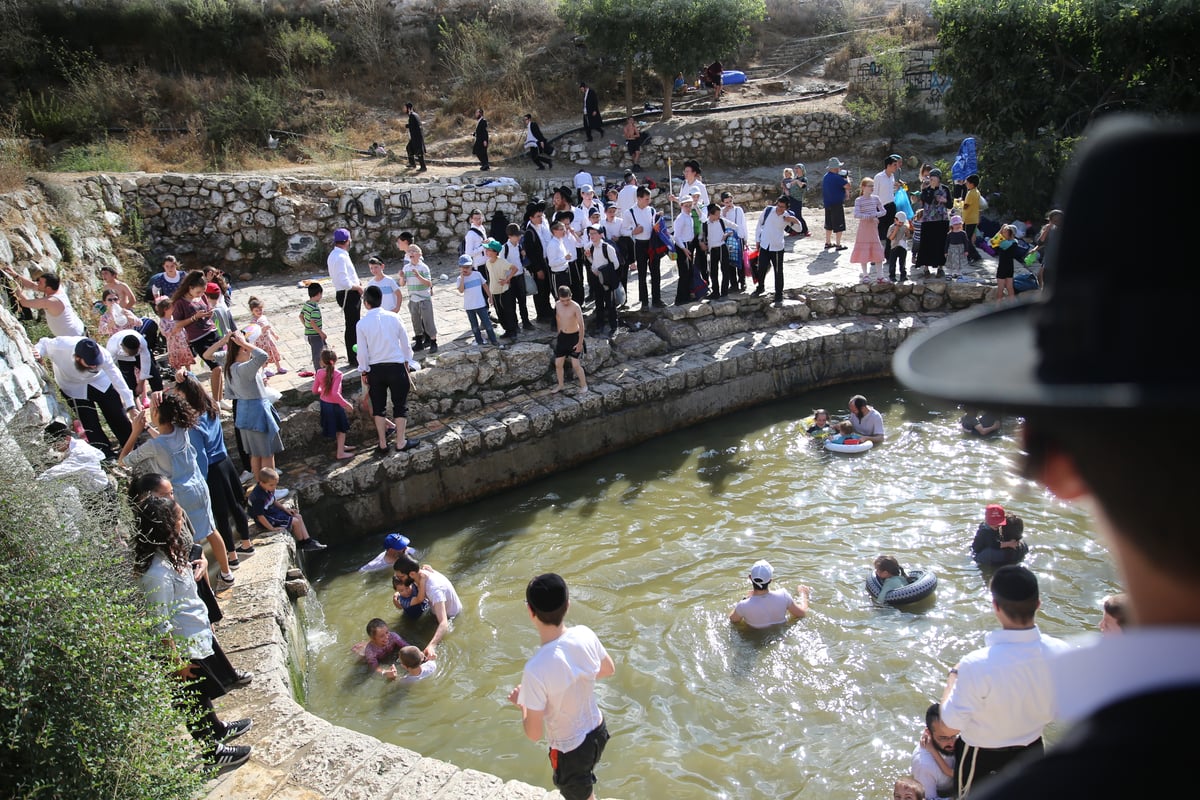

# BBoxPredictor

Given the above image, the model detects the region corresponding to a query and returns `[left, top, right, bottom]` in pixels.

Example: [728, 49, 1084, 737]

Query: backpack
[460, 225, 486, 257]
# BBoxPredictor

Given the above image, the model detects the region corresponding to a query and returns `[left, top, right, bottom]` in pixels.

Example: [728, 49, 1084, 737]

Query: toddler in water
[247, 296, 288, 375]
[392, 573, 430, 619]
[311, 348, 356, 460]
[807, 408, 833, 437]
[943, 215, 970, 279]
[827, 420, 861, 445]
[355, 618, 409, 680]
[397, 645, 437, 682]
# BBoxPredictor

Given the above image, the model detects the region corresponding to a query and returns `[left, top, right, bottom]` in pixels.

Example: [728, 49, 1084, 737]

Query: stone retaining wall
[553, 111, 866, 170]
[120, 173, 777, 269]
[291, 312, 943, 537]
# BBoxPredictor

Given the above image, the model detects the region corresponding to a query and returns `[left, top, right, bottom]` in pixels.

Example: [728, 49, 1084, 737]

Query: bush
[203, 77, 289, 151]
[270, 17, 336, 74]
[0, 434, 210, 799]
[51, 140, 136, 173]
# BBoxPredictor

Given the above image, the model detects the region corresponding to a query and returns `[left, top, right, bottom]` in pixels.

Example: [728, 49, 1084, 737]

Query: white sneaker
[220, 400, 233, 412]
[274, 488, 290, 500]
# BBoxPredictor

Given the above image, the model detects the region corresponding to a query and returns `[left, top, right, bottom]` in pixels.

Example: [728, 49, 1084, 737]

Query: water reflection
[303, 378, 1118, 799]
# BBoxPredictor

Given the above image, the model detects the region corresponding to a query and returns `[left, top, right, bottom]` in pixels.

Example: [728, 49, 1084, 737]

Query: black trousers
[583, 114, 604, 141]
[230, 399, 251, 474]
[754, 248, 786, 302]
[494, 289, 518, 334]
[533, 268, 554, 320]
[406, 140, 425, 169]
[674, 244, 696, 304]
[207, 456, 251, 551]
[509, 276, 531, 325]
[336, 289, 361, 367]
[527, 146, 551, 169]
[569, 254, 586, 305]
[634, 240, 661, 306]
[955, 738, 1044, 796]
[706, 245, 730, 295]
[66, 384, 132, 459]
[117, 356, 163, 396]
[964, 222, 982, 260]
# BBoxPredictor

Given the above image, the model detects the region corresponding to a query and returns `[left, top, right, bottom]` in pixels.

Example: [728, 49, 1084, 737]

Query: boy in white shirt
[672, 196, 698, 305]
[367, 257, 403, 313]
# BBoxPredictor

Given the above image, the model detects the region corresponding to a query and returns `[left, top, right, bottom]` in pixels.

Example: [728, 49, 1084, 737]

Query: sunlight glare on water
[302, 378, 1118, 799]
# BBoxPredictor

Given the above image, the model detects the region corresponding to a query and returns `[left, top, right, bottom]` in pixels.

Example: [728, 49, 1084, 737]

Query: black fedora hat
[893, 115, 1200, 413]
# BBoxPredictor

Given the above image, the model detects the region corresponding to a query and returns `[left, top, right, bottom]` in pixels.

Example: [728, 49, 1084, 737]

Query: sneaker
[227, 556, 240, 570]
[428, 341, 438, 353]
[231, 670, 254, 687]
[264, 369, 276, 378]
[219, 572, 235, 585]
[277, 367, 288, 374]
[238, 471, 253, 484]
[209, 742, 252, 769]
[523, 322, 536, 331]
[235, 542, 255, 554]
[223, 718, 253, 740]
[299, 538, 328, 552]
[273, 488, 289, 500]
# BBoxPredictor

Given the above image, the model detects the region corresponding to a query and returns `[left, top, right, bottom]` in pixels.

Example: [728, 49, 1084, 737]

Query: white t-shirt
[399, 660, 438, 683]
[850, 408, 885, 438]
[722, 204, 748, 240]
[368, 276, 403, 313]
[911, 743, 956, 800]
[732, 588, 795, 628]
[327, 247, 359, 291]
[757, 207, 791, 251]
[501, 241, 525, 274]
[518, 625, 609, 752]
[423, 568, 462, 618]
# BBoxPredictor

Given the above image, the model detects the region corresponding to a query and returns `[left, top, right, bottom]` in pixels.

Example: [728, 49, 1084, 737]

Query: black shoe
[835, 244, 848, 251]
[752, 286, 764, 296]
[413, 336, 426, 351]
[501, 331, 518, 339]
[418, 166, 427, 172]
[523, 321, 536, 331]
[223, 718, 253, 740]
[209, 742, 252, 769]
[232, 669, 254, 687]
[299, 538, 327, 552]
[480, 165, 490, 171]
[652, 301, 667, 308]
[428, 341, 438, 353]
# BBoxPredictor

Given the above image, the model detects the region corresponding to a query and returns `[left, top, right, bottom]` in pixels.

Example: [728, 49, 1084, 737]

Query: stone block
[332, 743, 423, 800]
[253, 711, 334, 768]
[477, 417, 509, 450]
[289, 729, 383, 796]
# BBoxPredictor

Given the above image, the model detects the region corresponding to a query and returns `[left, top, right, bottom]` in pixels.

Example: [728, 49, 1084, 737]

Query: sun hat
[827, 157, 843, 169]
[749, 560, 774, 589]
[457, 254, 473, 267]
[893, 115, 1197, 413]
[950, 215, 963, 226]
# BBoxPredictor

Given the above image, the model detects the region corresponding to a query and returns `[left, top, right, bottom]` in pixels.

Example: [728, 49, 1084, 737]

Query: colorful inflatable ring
[866, 569, 938, 606]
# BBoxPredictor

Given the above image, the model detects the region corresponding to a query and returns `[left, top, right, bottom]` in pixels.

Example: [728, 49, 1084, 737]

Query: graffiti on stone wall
[849, 49, 951, 114]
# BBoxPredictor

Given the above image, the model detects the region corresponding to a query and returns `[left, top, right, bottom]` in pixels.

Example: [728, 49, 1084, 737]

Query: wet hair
[393, 554, 420, 576]
[366, 618, 388, 637]
[307, 282, 323, 298]
[812, 408, 828, 421]
[132, 495, 190, 574]
[894, 776, 925, 800]
[874, 555, 902, 577]
[154, 392, 199, 430]
[1102, 593, 1129, 628]
[174, 370, 218, 420]
[850, 395, 869, 418]
[836, 420, 854, 435]
[924, 702, 944, 731]
[557, 285, 572, 299]
[399, 645, 424, 669]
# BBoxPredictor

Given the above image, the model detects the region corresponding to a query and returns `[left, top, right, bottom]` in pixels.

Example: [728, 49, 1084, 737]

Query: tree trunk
[625, 57, 634, 118]
[660, 73, 674, 120]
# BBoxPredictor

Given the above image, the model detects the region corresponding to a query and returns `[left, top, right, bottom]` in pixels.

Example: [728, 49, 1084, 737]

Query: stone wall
[120, 173, 779, 270]
[0, 177, 128, 434]
[848, 48, 951, 115]
[291, 310, 950, 537]
[552, 111, 866, 170]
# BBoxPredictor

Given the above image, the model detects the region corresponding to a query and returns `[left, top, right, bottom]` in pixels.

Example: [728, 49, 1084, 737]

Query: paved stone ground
[200, 214, 1000, 402]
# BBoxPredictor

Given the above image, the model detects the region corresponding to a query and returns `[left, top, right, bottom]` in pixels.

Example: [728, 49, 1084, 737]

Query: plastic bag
[895, 187, 914, 219]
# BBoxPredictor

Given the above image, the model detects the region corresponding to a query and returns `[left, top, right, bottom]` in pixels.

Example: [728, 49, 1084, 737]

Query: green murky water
[302, 378, 1116, 799]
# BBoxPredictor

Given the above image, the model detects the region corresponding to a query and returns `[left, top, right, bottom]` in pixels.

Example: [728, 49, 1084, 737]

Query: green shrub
[51, 141, 135, 173]
[270, 17, 336, 74]
[0, 435, 210, 799]
[203, 77, 288, 151]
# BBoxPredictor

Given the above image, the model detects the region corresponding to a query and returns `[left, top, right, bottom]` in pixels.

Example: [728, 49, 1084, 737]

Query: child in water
[397, 645, 438, 682]
[355, 618, 409, 680]
[873, 555, 908, 603]
[392, 573, 430, 619]
[827, 420, 861, 445]
[807, 409, 833, 437]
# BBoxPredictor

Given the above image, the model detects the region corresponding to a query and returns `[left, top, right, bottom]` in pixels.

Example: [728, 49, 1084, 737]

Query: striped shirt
[300, 300, 323, 337]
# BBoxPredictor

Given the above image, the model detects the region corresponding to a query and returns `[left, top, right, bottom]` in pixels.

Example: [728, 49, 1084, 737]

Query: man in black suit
[472, 108, 489, 171]
[404, 102, 426, 171]
[580, 81, 603, 142]
[893, 115, 1200, 800]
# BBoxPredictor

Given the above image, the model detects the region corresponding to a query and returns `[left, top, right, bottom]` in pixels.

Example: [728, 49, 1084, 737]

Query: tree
[934, 0, 1200, 217]
[560, 0, 765, 120]
[639, 0, 765, 119]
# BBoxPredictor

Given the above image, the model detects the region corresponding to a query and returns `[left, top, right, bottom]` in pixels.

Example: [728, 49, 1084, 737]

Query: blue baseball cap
[384, 533, 410, 551]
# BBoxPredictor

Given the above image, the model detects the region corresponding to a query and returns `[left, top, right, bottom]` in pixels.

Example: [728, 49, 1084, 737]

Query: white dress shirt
[37, 336, 135, 408]
[327, 246, 359, 291]
[106, 330, 151, 378]
[673, 210, 696, 246]
[873, 168, 898, 206]
[617, 183, 639, 214]
[354, 307, 413, 371]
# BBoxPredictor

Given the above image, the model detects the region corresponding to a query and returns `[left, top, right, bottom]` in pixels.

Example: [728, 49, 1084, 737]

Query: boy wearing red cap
[971, 504, 1028, 566]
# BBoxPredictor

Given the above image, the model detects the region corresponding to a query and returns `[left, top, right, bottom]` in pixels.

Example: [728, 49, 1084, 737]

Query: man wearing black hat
[472, 107, 490, 171]
[509, 573, 615, 800]
[36, 335, 136, 459]
[404, 102, 426, 171]
[940, 565, 1068, 795]
[580, 82, 603, 142]
[894, 116, 1200, 799]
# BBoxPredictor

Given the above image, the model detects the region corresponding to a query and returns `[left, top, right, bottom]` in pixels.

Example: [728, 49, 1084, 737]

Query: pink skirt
[850, 221, 885, 265]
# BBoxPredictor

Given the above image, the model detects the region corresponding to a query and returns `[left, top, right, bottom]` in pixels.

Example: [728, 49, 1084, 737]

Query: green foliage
[270, 18, 336, 74]
[51, 141, 135, 173]
[0, 437, 209, 799]
[203, 77, 288, 151]
[437, 16, 535, 112]
[560, 0, 765, 116]
[934, 0, 1200, 216]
